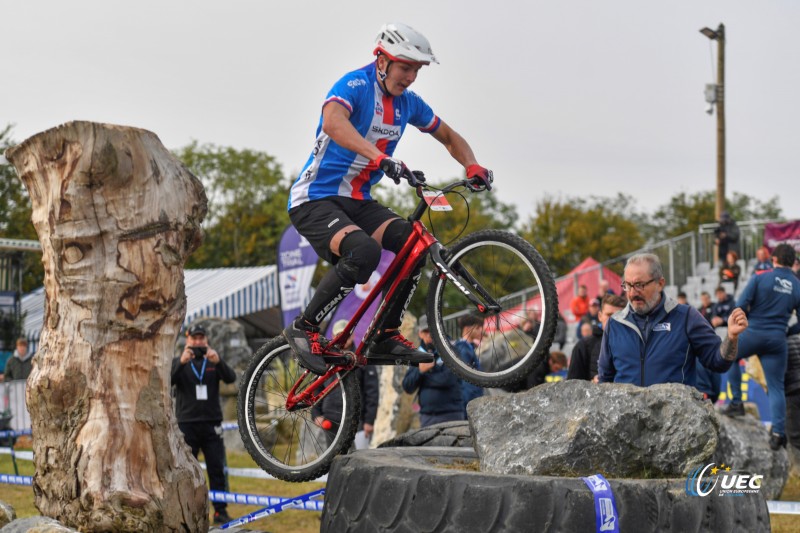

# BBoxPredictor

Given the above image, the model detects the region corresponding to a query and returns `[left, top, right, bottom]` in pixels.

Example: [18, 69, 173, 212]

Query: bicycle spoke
[428, 231, 557, 388]
[238, 336, 361, 481]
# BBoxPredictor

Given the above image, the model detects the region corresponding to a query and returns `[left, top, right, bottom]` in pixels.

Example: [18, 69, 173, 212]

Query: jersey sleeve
[406, 91, 441, 134]
[323, 71, 370, 114]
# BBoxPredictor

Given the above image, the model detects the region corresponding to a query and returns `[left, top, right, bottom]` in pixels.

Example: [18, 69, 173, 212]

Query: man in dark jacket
[568, 294, 627, 381]
[599, 253, 747, 388]
[3, 338, 33, 381]
[710, 286, 736, 328]
[714, 211, 740, 266]
[171, 324, 237, 524]
[402, 317, 464, 427]
[722, 244, 800, 450]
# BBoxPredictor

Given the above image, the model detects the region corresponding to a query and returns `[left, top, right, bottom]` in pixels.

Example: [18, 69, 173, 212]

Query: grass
[0, 445, 323, 533]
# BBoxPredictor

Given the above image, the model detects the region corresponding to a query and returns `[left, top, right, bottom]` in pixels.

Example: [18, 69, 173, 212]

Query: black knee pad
[382, 219, 412, 254]
[336, 231, 382, 285]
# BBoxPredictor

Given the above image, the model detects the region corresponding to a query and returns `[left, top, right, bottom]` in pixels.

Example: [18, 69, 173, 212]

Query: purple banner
[326, 251, 395, 349]
[764, 220, 800, 253]
[277, 225, 319, 329]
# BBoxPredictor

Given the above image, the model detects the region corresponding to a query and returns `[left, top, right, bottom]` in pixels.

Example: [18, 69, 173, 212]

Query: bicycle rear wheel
[238, 336, 361, 482]
[427, 229, 558, 388]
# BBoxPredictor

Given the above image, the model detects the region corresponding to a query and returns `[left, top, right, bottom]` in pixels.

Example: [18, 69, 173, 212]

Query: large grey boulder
[0, 516, 77, 532]
[468, 380, 718, 477]
[713, 410, 789, 499]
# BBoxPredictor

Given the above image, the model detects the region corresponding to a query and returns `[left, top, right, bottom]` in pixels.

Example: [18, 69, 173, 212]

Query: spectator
[697, 291, 714, 323]
[595, 279, 615, 305]
[786, 334, 800, 460]
[402, 316, 464, 427]
[710, 286, 736, 328]
[313, 320, 379, 449]
[719, 251, 742, 292]
[713, 211, 740, 267]
[598, 253, 747, 391]
[570, 284, 590, 323]
[695, 361, 722, 403]
[171, 324, 237, 524]
[568, 294, 627, 382]
[677, 292, 688, 305]
[752, 246, 774, 275]
[581, 299, 601, 329]
[553, 312, 568, 350]
[579, 321, 593, 340]
[793, 257, 800, 279]
[454, 315, 485, 416]
[520, 308, 541, 338]
[721, 243, 800, 450]
[510, 351, 569, 391]
[4, 338, 33, 382]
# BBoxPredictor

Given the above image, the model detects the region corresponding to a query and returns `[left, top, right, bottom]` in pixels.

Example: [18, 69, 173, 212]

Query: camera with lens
[190, 346, 208, 358]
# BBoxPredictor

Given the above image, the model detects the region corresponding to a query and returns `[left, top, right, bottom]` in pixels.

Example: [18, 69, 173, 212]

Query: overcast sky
[2, 1, 798, 223]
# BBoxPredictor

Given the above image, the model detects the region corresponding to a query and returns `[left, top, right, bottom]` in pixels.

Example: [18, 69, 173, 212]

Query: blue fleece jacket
[736, 266, 800, 334]
[598, 293, 732, 386]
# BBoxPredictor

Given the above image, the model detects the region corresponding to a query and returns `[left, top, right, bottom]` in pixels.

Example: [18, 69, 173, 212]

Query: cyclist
[284, 22, 493, 374]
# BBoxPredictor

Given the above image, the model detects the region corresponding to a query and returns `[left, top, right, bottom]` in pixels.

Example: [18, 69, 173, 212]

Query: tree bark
[5, 121, 209, 532]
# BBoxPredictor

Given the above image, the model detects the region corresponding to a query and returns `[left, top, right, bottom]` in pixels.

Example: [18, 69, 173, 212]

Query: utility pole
[700, 24, 726, 221]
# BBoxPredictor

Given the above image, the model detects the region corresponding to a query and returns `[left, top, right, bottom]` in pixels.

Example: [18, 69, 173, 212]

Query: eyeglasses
[621, 279, 656, 292]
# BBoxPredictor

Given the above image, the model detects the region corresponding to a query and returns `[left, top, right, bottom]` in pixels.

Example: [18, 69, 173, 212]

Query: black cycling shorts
[289, 197, 401, 264]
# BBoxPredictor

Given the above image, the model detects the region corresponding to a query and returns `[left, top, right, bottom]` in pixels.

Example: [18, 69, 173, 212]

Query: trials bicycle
[238, 170, 559, 482]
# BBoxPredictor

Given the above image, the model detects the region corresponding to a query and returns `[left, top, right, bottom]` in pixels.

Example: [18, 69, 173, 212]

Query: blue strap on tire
[581, 474, 620, 533]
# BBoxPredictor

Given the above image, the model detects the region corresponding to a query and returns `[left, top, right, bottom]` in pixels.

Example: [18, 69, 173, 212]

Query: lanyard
[190, 357, 208, 384]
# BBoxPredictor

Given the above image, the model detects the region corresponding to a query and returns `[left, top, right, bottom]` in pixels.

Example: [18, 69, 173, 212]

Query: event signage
[764, 220, 800, 253]
[276, 225, 318, 328]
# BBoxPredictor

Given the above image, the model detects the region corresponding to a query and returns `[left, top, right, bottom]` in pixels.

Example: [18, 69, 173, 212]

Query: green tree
[374, 178, 517, 245]
[174, 142, 291, 268]
[1, 125, 43, 293]
[648, 190, 783, 242]
[373, 178, 518, 319]
[519, 193, 646, 276]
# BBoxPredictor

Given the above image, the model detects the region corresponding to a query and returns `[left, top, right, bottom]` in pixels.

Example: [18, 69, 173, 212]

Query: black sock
[300, 268, 353, 327]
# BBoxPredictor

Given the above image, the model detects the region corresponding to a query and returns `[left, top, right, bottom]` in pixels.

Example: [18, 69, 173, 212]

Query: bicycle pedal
[322, 353, 354, 366]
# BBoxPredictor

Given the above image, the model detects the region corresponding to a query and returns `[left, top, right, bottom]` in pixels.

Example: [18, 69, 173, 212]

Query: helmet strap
[376, 56, 393, 95]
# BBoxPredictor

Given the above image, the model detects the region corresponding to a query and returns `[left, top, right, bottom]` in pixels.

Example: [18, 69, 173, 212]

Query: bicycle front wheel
[238, 336, 361, 482]
[427, 230, 558, 388]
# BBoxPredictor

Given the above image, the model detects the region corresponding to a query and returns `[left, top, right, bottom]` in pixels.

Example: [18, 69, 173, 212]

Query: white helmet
[373, 22, 438, 65]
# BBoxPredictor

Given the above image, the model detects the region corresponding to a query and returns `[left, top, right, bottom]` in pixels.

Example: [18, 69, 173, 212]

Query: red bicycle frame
[283, 179, 500, 412]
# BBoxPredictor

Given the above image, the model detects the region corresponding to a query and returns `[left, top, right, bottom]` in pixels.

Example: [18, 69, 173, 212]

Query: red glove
[466, 164, 493, 191]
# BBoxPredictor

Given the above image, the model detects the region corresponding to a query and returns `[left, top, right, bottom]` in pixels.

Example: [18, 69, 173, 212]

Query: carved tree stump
[5, 122, 209, 532]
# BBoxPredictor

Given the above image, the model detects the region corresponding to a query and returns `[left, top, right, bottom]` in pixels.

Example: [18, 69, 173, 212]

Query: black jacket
[787, 334, 800, 396]
[171, 356, 237, 423]
[567, 324, 603, 380]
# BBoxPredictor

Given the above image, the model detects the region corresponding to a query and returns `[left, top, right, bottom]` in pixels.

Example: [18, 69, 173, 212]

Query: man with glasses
[598, 253, 748, 391]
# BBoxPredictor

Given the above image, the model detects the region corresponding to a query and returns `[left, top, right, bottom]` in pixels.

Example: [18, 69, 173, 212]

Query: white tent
[21, 266, 280, 348]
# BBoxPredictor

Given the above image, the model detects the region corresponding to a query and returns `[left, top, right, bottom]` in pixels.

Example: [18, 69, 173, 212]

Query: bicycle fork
[428, 243, 503, 315]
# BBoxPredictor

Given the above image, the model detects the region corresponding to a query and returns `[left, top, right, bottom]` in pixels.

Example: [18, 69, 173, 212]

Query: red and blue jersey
[288, 63, 440, 210]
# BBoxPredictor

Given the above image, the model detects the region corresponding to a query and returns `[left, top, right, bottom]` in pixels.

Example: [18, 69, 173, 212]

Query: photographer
[171, 324, 237, 524]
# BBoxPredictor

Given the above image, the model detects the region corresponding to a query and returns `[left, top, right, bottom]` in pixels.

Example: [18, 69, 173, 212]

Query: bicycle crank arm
[428, 244, 502, 314]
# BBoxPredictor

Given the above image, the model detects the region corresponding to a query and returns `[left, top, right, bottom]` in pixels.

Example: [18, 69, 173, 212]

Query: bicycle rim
[427, 230, 558, 388]
[238, 337, 360, 482]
